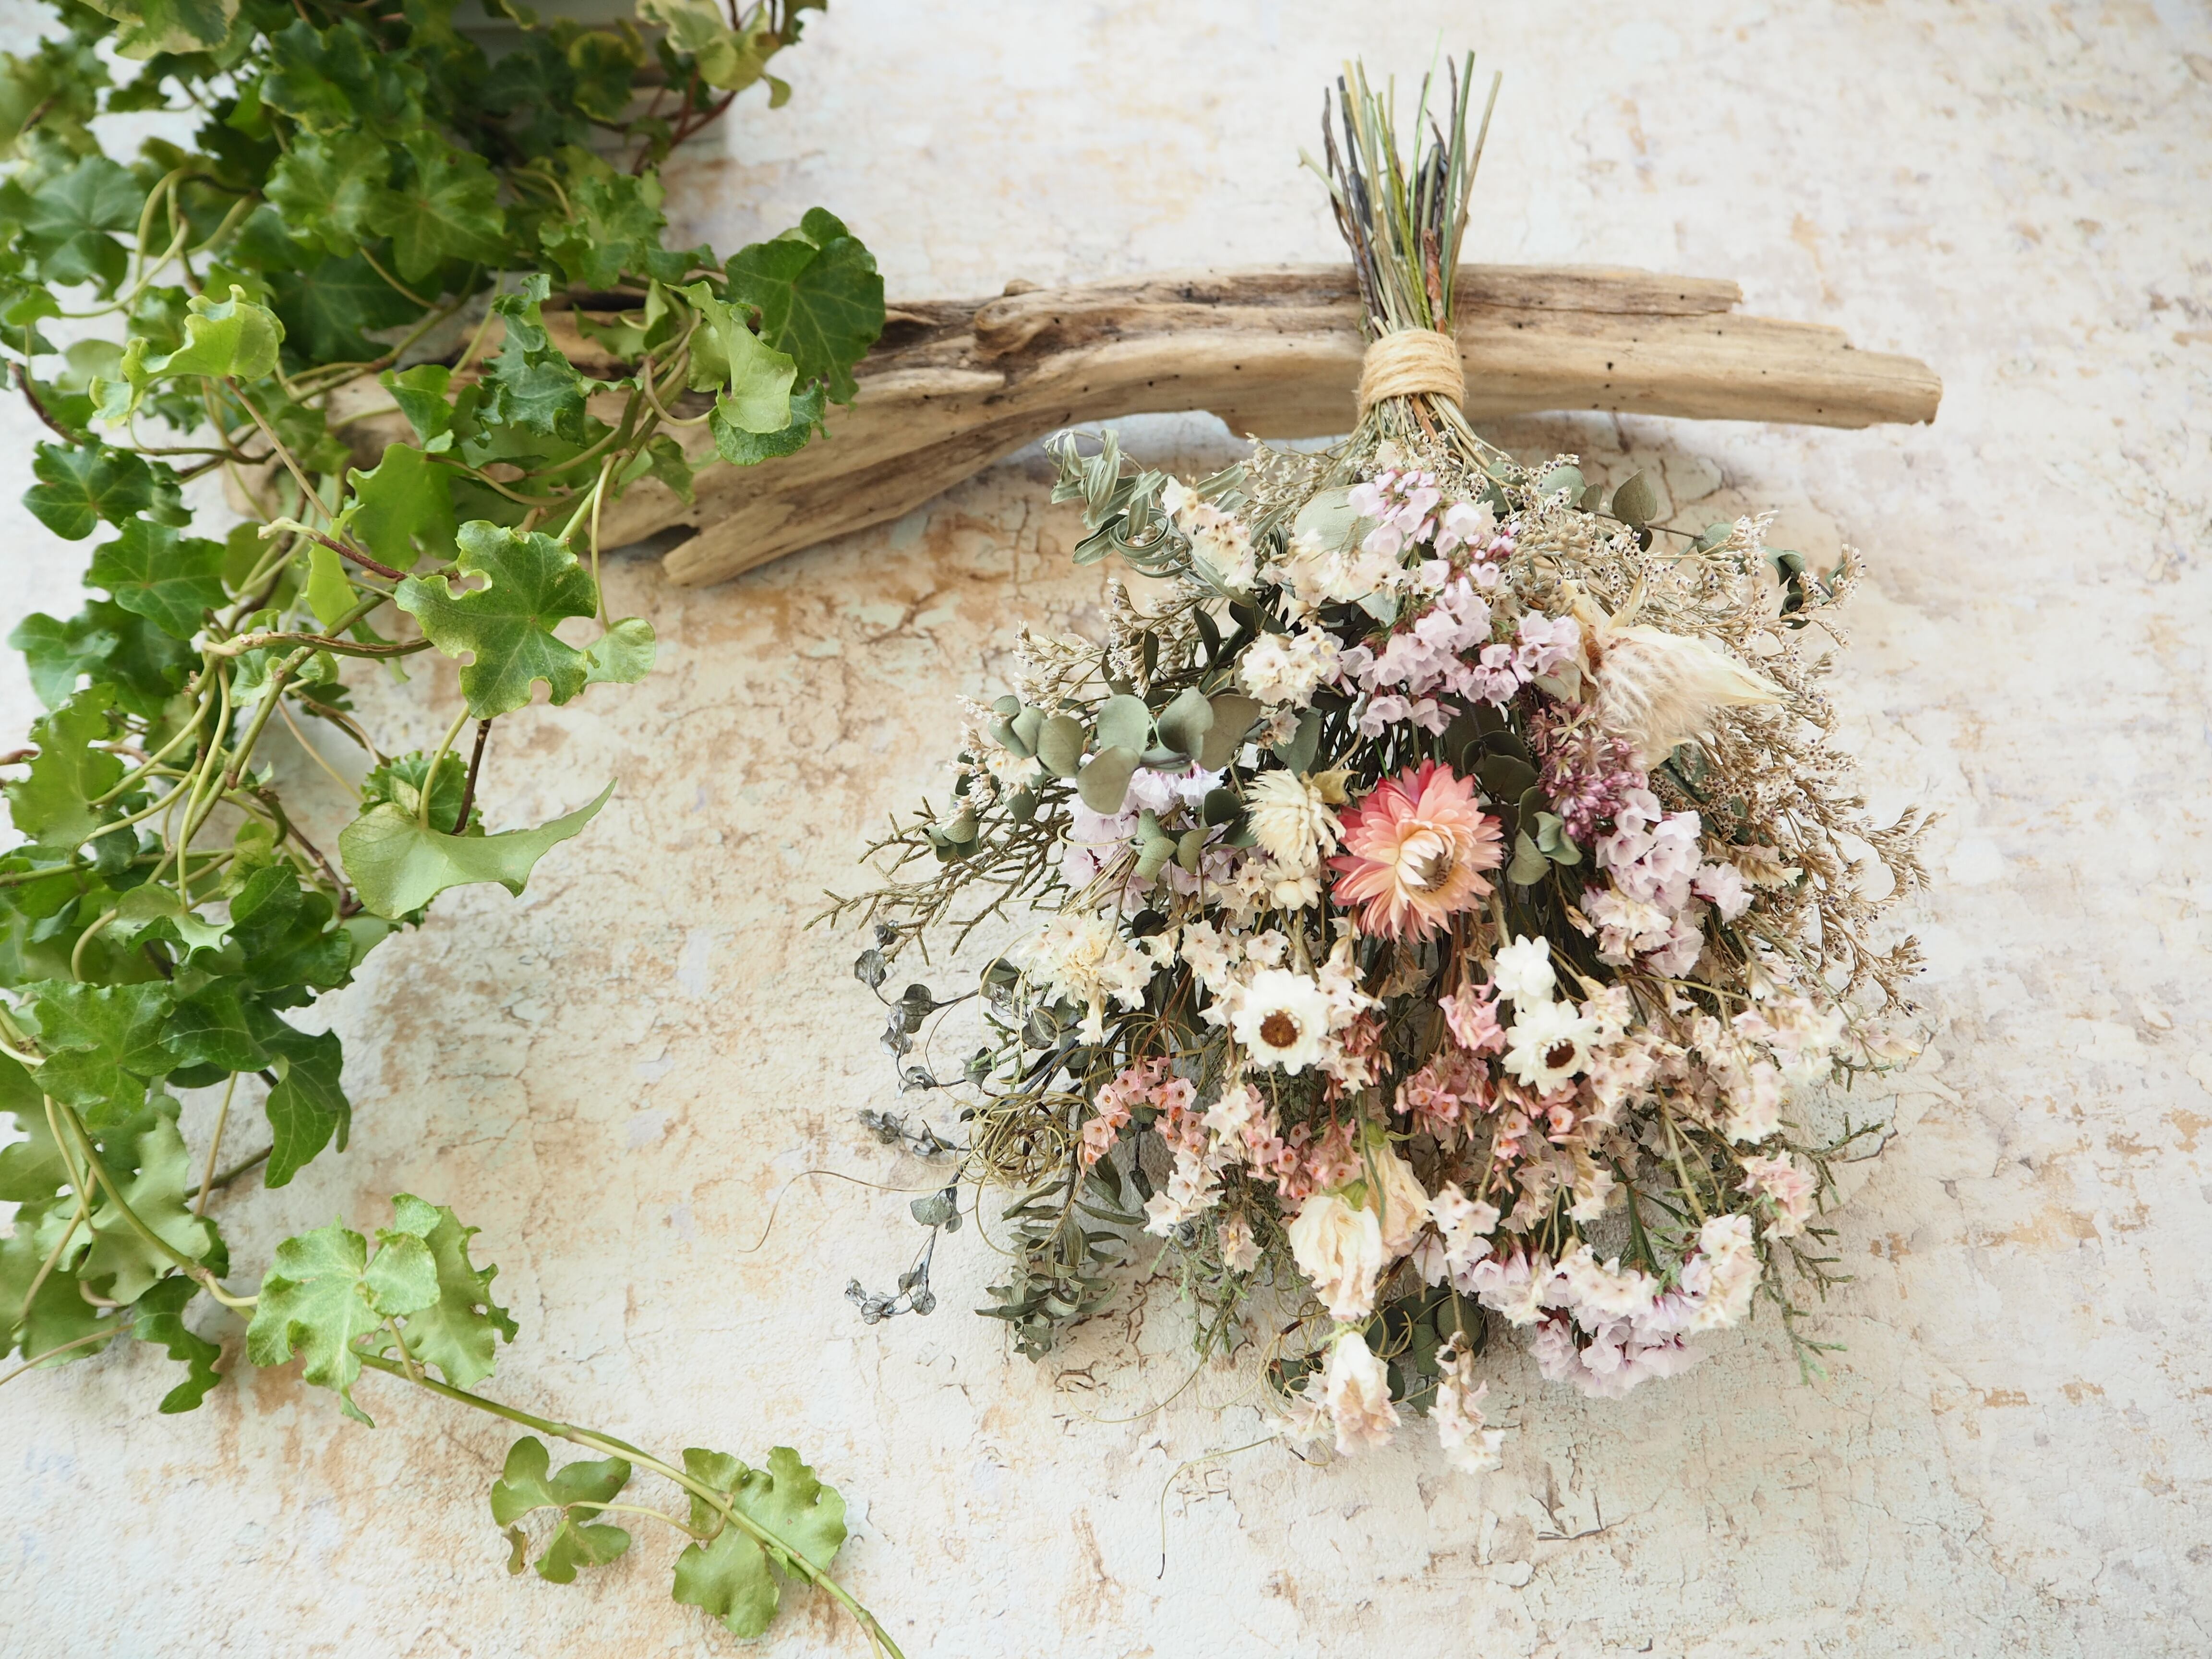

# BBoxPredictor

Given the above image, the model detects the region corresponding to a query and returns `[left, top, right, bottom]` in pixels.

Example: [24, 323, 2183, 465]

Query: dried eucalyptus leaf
[1197, 693, 1262, 770]
[1077, 745, 1140, 814]
[1611, 469, 1658, 527]
[1154, 686, 1214, 758]
[1035, 715, 1085, 778]
[1092, 694, 1152, 755]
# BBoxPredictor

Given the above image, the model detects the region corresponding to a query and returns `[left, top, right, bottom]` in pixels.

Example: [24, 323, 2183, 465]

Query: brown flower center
[1543, 1040, 1579, 1070]
[1259, 1011, 1302, 1049]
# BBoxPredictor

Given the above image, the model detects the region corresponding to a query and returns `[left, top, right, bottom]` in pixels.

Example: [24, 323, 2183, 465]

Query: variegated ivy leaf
[394, 523, 600, 717]
[246, 1204, 439, 1425]
[670, 1446, 848, 1638]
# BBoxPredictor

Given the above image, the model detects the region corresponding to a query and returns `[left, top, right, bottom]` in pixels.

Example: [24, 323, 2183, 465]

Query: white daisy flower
[1229, 968, 1336, 1073]
[1502, 998, 1601, 1092]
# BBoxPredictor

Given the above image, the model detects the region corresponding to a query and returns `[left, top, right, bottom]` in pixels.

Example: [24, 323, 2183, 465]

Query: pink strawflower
[1328, 762, 1503, 940]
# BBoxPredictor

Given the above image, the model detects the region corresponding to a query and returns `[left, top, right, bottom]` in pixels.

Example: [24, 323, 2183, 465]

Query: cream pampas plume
[1573, 590, 1784, 768]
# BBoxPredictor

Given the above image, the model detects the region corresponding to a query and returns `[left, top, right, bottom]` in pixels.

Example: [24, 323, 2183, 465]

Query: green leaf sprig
[1, 0, 888, 1646]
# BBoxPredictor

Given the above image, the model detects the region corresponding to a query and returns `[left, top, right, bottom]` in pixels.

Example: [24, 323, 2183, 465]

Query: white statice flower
[1322, 1328, 1400, 1453]
[1287, 1191, 1386, 1320]
[1556, 1244, 1658, 1324]
[1274, 527, 1406, 613]
[1681, 1213, 1762, 1330]
[1189, 513, 1259, 592]
[1467, 1250, 1556, 1327]
[1582, 887, 1675, 965]
[1491, 934, 1557, 1006]
[1714, 1046, 1785, 1143]
[1216, 1211, 1262, 1274]
[1244, 770, 1341, 875]
[1202, 1080, 1264, 1158]
[1734, 994, 1848, 1086]
[1238, 627, 1342, 707]
[1126, 761, 1222, 816]
[1175, 918, 1244, 995]
[1016, 910, 1156, 1041]
[1365, 1141, 1430, 1258]
[1432, 1332, 1505, 1473]
[1502, 998, 1601, 1092]
[1228, 967, 1337, 1073]
[1566, 1153, 1617, 1223]
[1142, 1145, 1221, 1236]
[1278, 1371, 1331, 1446]
[1692, 860, 1754, 921]
[1414, 1183, 1500, 1291]
[1738, 1153, 1816, 1237]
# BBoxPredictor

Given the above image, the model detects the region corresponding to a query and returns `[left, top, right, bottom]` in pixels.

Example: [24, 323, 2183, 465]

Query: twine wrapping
[1356, 326, 1467, 416]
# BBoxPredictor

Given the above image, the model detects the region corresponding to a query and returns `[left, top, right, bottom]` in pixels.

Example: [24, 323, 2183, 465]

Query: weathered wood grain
[292, 264, 1940, 589]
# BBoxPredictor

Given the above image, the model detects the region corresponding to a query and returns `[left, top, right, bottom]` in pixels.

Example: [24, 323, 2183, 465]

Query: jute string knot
[1356, 326, 1466, 416]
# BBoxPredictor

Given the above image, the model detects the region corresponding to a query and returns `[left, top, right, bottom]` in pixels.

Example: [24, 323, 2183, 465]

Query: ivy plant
[0, 0, 894, 1646]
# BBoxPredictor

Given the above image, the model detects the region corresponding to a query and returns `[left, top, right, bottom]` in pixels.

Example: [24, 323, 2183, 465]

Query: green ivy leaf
[8, 602, 196, 716]
[671, 1446, 848, 1637]
[490, 1436, 635, 1583]
[361, 748, 469, 831]
[22, 156, 144, 291]
[708, 380, 823, 468]
[381, 365, 456, 448]
[260, 17, 424, 136]
[537, 156, 665, 291]
[381, 1193, 516, 1387]
[338, 781, 613, 921]
[78, 1109, 217, 1306]
[228, 864, 356, 1002]
[79, 0, 240, 59]
[722, 208, 885, 403]
[157, 286, 286, 384]
[84, 517, 228, 639]
[682, 282, 795, 419]
[254, 1014, 349, 1188]
[160, 977, 264, 1073]
[383, 361, 456, 445]
[4, 686, 124, 852]
[269, 252, 422, 364]
[264, 129, 390, 259]
[0, 1058, 68, 1203]
[396, 522, 600, 717]
[476, 281, 590, 444]
[382, 134, 508, 284]
[24, 442, 180, 541]
[24, 977, 175, 1127]
[345, 444, 455, 572]
[132, 1275, 224, 1413]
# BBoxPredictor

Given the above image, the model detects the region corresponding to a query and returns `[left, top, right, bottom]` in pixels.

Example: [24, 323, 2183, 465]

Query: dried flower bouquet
[832, 58, 1926, 1467]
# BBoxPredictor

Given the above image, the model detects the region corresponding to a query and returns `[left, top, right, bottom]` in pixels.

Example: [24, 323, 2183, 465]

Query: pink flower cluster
[1334, 593, 1579, 733]
[1346, 467, 1502, 561]
[1535, 717, 1647, 844]
[1082, 1058, 1196, 1169]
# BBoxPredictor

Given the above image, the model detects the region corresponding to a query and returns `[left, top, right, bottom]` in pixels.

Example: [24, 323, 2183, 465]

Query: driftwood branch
[303, 264, 1941, 589]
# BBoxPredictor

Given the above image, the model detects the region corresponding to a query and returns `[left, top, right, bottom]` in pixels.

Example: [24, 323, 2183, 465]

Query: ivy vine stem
[351, 1352, 908, 1659]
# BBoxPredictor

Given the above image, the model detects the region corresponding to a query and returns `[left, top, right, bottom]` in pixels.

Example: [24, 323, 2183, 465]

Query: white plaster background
[5, 2, 2212, 1655]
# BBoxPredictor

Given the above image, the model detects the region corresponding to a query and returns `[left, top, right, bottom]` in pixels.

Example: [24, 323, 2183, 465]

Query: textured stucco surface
[6, 3, 2212, 1656]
